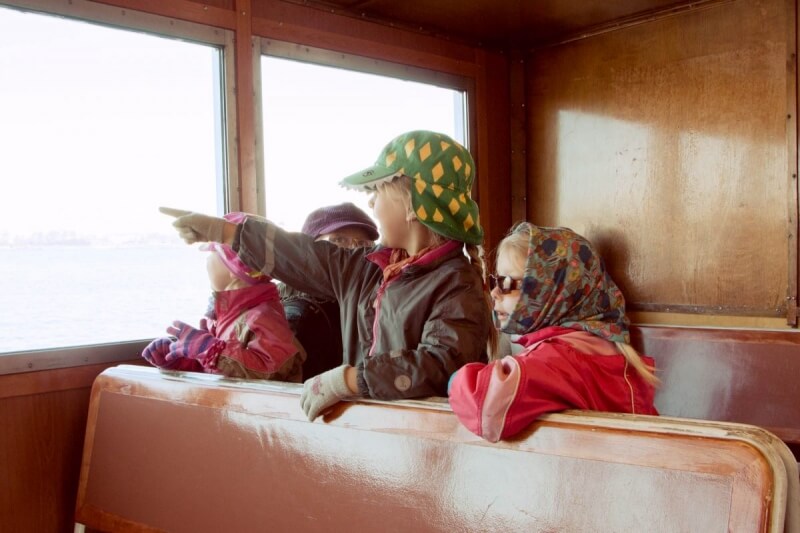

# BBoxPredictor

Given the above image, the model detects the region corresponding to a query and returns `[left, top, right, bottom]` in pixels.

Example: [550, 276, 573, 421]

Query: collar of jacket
[515, 326, 581, 347]
[366, 240, 462, 278]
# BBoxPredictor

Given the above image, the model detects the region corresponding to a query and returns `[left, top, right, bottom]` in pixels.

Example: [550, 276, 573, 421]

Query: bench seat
[76, 365, 798, 532]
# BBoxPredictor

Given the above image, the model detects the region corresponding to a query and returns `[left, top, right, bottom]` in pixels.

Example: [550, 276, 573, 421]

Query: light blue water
[0, 245, 212, 353]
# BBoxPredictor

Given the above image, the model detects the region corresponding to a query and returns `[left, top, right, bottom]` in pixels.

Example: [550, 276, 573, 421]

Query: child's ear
[405, 210, 417, 222]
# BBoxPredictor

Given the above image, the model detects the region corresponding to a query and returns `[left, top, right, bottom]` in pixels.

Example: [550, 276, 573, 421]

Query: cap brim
[339, 164, 401, 191]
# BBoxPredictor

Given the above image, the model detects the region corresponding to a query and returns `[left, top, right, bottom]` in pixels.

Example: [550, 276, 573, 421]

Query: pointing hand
[159, 206, 230, 245]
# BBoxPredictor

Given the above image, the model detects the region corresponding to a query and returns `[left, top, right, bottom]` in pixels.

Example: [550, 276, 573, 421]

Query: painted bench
[76, 365, 798, 532]
[632, 326, 800, 459]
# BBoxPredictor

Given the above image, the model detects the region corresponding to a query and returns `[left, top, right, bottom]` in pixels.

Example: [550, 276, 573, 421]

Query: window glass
[0, 7, 223, 353]
[261, 56, 466, 232]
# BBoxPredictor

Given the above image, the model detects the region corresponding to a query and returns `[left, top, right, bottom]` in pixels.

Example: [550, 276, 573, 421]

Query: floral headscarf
[502, 222, 630, 344]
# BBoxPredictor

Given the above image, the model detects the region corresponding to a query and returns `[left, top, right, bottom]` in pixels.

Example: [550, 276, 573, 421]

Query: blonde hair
[616, 343, 660, 386]
[466, 243, 499, 358]
[496, 226, 529, 273]
[377, 176, 498, 359]
[496, 222, 658, 385]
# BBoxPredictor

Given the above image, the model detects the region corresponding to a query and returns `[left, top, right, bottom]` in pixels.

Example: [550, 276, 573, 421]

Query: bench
[632, 326, 800, 460]
[76, 365, 798, 532]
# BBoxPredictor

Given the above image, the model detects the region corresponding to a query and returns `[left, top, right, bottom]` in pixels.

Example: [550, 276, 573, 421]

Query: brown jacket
[235, 216, 491, 399]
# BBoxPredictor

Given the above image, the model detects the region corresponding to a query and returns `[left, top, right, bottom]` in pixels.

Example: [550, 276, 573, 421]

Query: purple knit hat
[201, 212, 268, 285]
[301, 202, 379, 240]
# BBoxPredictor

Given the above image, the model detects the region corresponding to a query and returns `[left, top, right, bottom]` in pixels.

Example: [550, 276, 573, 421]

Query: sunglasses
[488, 274, 523, 294]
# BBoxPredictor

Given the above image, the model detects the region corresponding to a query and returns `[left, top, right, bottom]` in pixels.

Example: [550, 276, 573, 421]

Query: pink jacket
[448, 326, 658, 442]
[205, 283, 305, 381]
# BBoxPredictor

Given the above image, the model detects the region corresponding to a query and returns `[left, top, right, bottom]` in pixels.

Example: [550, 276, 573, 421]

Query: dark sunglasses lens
[489, 275, 509, 293]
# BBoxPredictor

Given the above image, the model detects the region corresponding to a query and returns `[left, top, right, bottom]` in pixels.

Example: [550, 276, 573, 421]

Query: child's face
[368, 189, 408, 249]
[491, 248, 526, 329]
[206, 252, 234, 292]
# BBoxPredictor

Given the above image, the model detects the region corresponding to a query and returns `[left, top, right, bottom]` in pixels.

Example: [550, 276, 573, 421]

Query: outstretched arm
[159, 207, 237, 245]
[159, 207, 360, 301]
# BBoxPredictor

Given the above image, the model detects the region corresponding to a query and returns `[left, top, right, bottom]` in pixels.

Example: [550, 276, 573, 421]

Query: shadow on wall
[586, 226, 633, 308]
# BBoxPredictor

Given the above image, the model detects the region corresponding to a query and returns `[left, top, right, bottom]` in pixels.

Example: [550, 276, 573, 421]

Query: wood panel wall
[0, 362, 139, 533]
[1, 389, 89, 533]
[525, 0, 795, 321]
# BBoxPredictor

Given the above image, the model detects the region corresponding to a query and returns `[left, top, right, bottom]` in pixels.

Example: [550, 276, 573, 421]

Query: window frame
[0, 3, 479, 375]
[256, 37, 476, 211]
[0, 0, 237, 374]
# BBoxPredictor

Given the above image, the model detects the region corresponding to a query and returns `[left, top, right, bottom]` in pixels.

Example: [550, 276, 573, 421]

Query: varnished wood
[188, 0, 232, 11]
[630, 310, 792, 328]
[0, 360, 141, 399]
[1, 0, 231, 43]
[509, 52, 528, 226]
[84, 0, 236, 29]
[76, 366, 794, 532]
[789, 0, 800, 325]
[250, 0, 477, 77]
[298, 0, 715, 50]
[631, 325, 800, 452]
[0, 360, 140, 532]
[474, 49, 512, 252]
[526, 0, 792, 318]
[1, 388, 92, 533]
[234, 0, 258, 214]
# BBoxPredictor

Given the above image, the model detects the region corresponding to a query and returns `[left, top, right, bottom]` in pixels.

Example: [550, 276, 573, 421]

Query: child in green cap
[161, 130, 495, 421]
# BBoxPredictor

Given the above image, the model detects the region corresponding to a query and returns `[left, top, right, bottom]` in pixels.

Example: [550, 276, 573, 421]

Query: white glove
[159, 207, 228, 244]
[300, 366, 353, 421]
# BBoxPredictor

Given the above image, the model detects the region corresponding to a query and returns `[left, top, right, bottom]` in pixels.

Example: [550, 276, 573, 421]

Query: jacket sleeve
[211, 302, 301, 377]
[448, 347, 587, 442]
[357, 277, 490, 400]
[234, 216, 370, 302]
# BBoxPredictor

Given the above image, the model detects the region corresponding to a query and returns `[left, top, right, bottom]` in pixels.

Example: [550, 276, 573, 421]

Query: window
[0, 6, 229, 354]
[260, 54, 468, 232]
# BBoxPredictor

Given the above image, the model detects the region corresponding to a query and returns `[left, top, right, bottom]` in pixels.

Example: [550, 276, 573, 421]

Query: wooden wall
[525, 0, 796, 323]
[0, 362, 136, 532]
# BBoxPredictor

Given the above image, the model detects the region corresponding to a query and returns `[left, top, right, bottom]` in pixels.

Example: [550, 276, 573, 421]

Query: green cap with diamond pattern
[340, 130, 483, 245]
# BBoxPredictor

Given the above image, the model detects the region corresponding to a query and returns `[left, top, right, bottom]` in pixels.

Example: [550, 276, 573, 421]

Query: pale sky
[0, 6, 218, 238]
[0, 5, 462, 240]
[262, 56, 462, 232]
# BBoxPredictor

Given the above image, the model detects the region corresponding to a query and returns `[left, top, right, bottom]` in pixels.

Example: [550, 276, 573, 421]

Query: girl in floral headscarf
[448, 222, 659, 442]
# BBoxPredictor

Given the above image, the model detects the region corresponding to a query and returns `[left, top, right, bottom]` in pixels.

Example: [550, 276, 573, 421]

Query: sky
[0, 5, 462, 240]
[262, 56, 462, 231]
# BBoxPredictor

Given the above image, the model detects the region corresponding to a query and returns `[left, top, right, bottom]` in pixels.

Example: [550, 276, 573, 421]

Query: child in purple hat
[142, 212, 306, 381]
[301, 202, 379, 249]
[281, 203, 378, 379]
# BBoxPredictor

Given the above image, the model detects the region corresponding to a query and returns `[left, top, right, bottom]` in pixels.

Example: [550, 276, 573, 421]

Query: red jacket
[448, 326, 658, 442]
